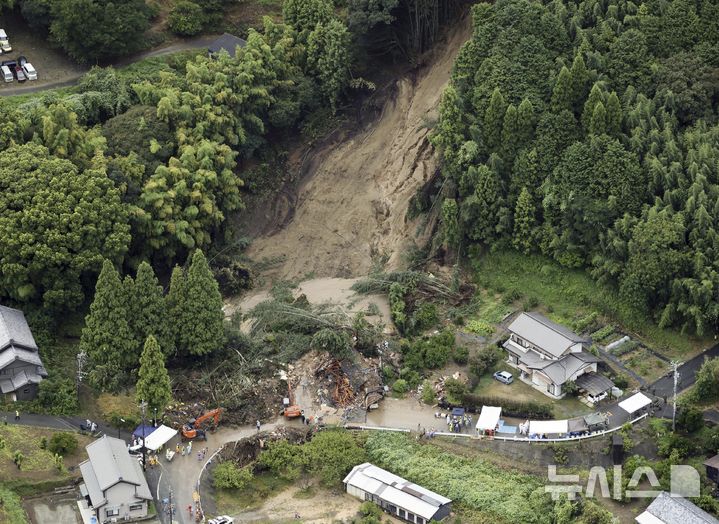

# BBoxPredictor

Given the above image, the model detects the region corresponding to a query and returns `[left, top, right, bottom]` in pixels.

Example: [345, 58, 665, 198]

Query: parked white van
[1, 65, 13, 83]
[22, 62, 37, 81]
[0, 29, 11, 53]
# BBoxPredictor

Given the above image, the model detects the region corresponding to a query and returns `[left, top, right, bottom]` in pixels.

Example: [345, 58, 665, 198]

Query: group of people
[174, 440, 209, 460]
[435, 412, 473, 433]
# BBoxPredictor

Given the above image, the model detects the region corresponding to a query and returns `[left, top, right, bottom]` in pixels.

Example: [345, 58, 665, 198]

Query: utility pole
[168, 487, 174, 524]
[76, 350, 87, 398]
[139, 399, 148, 471]
[671, 361, 681, 432]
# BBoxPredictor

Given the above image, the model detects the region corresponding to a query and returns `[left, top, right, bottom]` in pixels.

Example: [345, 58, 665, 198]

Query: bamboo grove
[432, 0, 719, 335]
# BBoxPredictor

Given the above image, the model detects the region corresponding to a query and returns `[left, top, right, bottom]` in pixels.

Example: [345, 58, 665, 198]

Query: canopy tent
[475, 406, 502, 431]
[132, 424, 157, 439]
[143, 425, 177, 451]
[583, 412, 608, 429]
[529, 419, 568, 435]
[451, 407, 465, 417]
[618, 392, 652, 414]
[575, 373, 614, 396]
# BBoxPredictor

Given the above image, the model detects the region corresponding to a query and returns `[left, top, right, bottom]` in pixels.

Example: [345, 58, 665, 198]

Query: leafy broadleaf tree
[307, 19, 351, 111]
[49, 0, 150, 63]
[176, 250, 225, 357]
[81, 260, 135, 392]
[0, 143, 130, 311]
[136, 335, 172, 416]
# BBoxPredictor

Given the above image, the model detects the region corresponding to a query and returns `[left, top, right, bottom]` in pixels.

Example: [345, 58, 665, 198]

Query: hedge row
[462, 393, 554, 420]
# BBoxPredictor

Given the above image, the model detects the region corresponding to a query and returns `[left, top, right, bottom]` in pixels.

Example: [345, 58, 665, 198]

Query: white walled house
[344, 463, 452, 523]
[503, 312, 601, 398]
[0, 305, 47, 401]
[79, 436, 152, 523]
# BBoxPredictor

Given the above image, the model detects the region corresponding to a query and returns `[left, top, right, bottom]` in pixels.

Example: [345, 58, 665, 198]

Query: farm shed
[343, 463, 452, 522]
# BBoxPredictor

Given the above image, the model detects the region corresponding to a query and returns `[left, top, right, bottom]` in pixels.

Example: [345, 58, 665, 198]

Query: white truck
[0, 29, 12, 53]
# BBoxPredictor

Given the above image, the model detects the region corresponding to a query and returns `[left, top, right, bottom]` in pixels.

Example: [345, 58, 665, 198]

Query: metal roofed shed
[583, 412, 609, 430]
[344, 463, 451, 522]
[529, 419, 568, 436]
[619, 392, 652, 414]
[575, 373, 614, 397]
[635, 492, 719, 524]
[208, 33, 247, 58]
[475, 406, 502, 432]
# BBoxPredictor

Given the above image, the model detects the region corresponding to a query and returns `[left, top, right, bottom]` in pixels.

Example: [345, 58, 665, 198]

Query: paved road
[0, 34, 219, 97]
[647, 343, 719, 397]
[0, 410, 131, 440]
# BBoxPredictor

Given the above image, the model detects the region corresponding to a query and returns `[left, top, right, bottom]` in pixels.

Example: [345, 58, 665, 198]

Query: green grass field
[472, 250, 710, 358]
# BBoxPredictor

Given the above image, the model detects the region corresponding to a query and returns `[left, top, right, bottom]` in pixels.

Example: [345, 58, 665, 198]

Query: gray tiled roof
[0, 347, 44, 368]
[639, 492, 719, 524]
[208, 33, 247, 57]
[532, 353, 596, 385]
[86, 436, 145, 490]
[80, 460, 106, 508]
[0, 369, 46, 393]
[507, 312, 586, 358]
[0, 306, 38, 351]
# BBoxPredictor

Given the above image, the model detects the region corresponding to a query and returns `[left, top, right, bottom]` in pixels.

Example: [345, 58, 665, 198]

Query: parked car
[1, 59, 17, 69]
[1, 65, 12, 83]
[493, 370, 514, 384]
[14, 65, 26, 82]
[22, 62, 36, 81]
[208, 517, 234, 524]
[0, 30, 11, 53]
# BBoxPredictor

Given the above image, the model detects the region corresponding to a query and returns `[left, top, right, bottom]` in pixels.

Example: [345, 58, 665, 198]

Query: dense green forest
[433, 0, 719, 335]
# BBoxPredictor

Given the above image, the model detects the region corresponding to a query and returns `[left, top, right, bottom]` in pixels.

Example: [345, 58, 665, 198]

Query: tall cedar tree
[512, 187, 536, 254]
[569, 54, 590, 110]
[551, 66, 573, 112]
[176, 250, 225, 356]
[483, 88, 507, 155]
[582, 84, 605, 131]
[605, 92, 622, 136]
[516, 99, 535, 146]
[461, 165, 503, 243]
[135, 335, 172, 415]
[442, 199, 460, 251]
[80, 260, 135, 392]
[589, 102, 607, 135]
[501, 104, 520, 161]
[166, 265, 186, 353]
[130, 262, 173, 356]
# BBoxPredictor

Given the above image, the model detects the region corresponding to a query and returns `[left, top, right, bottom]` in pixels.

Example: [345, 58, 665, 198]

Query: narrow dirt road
[245, 17, 472, 280]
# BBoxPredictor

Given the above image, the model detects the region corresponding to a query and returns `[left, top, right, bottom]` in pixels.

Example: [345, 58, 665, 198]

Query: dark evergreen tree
[589, 102, 607, 135]
[516, 98, 536, 146]
[130, 262, 172, 357]
[605, 92, 622, 136]
[501, 104, 520, 161]
[551, 66, 573, 112]
[166, 265, 186, 353]
[80, 260, 134, 391]
[135, 335, 172, 415]
[512, 187, 536, 254]
[582, 83, 605, 131]
[483, 88, 507, 155]
[176, 250, 225, 356]
[461, 165, 503, 243]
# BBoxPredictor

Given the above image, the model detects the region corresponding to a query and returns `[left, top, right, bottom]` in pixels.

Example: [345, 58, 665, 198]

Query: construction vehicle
[281, 383, 302, 418]
[181, 408, 222, 441]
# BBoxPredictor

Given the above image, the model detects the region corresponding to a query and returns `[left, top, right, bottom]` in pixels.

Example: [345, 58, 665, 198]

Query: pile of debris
[217, 426, 312, 467]
[285, 350, 384, 420]
[432, 371, 468, 401]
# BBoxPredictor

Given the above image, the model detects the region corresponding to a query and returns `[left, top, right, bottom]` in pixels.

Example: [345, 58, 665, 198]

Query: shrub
[38, 377, 78, 415]
[693, 357, 719, 401]
[213, 461, 253, 489]
[468, 346, 502, 377]
[411, 302, 439, 332]
[48, 432, 78, 456]
[563, 380, 578, 396]
[304, 430, 366, 487]
[444, 378, 468, 404]
[676, 406, 704, 433]
[257, 439, 306, 480]
[613, 373, 629, 389]
[590, 325, 615, 343]
[573, 311, 599, 333]
[168, 0, 205, 36]
[522, 296, 539, 311]
[612, 340, 639, 356]
[399, 368, 421, 389]
[465, 319, 494, 336]
[421, 380, 436, 405]
[392, 379, 409, 394]
[382, 365, 397, 381]
[453, 345, 469, 365]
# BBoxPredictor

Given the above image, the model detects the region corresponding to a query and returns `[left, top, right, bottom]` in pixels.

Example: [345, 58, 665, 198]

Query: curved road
[0, 34, 220, 97]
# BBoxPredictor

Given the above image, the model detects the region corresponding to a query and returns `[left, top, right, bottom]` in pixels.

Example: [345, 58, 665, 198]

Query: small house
[635, 492, 719, 524]
[503, 312, 605, 398]
[704, 454, 719, 484]
[208, 33, 247, 58]
[0, 305, 47, 401]
[344, 463, 451, 523]
[79, 435, 152, 523]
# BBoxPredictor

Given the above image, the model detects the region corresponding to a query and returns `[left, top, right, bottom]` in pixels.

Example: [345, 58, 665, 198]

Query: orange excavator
[181, 408, 222, 441]
[281, 382, 302, 419]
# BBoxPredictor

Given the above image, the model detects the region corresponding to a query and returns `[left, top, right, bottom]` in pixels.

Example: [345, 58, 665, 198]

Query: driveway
[647, 343, 719, 398]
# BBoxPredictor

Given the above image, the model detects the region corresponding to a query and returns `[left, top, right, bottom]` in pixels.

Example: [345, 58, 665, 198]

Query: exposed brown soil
[243, 16, 472, 280]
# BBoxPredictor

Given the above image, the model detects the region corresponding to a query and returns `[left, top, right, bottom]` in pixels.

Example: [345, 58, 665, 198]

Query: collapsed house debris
[432, 371, 468, 401]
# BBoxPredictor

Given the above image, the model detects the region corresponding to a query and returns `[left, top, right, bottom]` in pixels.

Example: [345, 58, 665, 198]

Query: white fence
[346, 413, 649, 443]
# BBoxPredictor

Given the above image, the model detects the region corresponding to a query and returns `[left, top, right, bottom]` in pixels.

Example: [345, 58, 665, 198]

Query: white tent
[475, 406, 502, 431]
[529, 419, 568, 435]
[618, 392, 652, 414]
[143, 424, 177, 451]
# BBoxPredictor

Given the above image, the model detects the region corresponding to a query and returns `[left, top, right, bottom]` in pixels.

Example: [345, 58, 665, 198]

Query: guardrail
[346, 413, 649, 443]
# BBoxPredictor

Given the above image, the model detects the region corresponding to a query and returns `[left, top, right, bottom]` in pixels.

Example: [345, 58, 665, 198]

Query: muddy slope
[245, 17, 472, 280]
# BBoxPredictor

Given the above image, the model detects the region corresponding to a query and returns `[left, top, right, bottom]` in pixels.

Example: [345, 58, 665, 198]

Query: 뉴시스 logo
[545, 464, 700, 500]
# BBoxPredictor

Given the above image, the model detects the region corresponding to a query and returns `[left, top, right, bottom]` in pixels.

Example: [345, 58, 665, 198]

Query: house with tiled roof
[636, 492, 719, 524]
[0, 305, 47, 401]
[503, 312, 608, 399]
